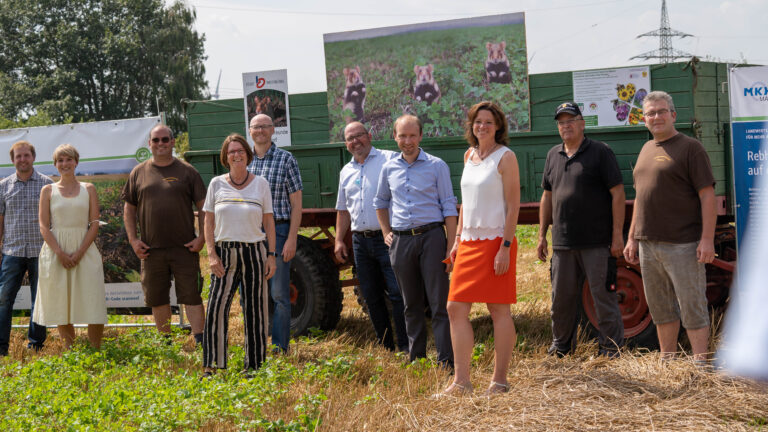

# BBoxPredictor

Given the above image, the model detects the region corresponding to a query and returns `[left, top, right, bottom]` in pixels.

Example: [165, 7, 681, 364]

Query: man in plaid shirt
[247, 114, 302, 353]
[0, 141, 53, 356]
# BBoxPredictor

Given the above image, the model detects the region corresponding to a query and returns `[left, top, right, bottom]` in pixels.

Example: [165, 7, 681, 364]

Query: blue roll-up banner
[720, 65, 768, 379]
[729, 66, 768, 249]
[731, 121, 768, 247]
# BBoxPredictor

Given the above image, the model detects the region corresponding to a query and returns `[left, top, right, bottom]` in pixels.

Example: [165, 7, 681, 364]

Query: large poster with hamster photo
[324, 13, 530, 142]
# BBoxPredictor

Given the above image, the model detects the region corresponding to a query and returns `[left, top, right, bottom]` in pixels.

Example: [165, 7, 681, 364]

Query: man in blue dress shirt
[374, 114, 458, 368]
[335, 121, 408, 352]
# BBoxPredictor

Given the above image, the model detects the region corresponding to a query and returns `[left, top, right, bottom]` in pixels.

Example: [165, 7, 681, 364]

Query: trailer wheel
[581, 265, 659, 349]
[270, 235, 342, 337]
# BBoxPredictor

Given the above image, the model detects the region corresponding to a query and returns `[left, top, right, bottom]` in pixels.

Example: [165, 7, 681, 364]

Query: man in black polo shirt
[537, 102, 626, 357]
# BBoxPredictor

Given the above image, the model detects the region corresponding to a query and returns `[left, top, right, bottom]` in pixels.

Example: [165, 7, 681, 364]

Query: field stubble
[2, 229, 767, 431]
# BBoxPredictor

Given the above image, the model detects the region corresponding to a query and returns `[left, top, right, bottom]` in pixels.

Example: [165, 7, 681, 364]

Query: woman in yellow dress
[33, 144, 106, 349]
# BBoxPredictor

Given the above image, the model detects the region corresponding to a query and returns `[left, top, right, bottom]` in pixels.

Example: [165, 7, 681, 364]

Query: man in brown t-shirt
[624, 91, 716, 363]
[122, 125, 207, 342]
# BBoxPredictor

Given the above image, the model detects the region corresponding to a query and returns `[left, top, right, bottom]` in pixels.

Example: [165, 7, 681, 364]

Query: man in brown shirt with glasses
[624, 91, 716, 364]
[122, 124, 207, 344]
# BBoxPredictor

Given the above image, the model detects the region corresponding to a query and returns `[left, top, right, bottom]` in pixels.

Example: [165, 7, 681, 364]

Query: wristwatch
[502, 239, 511, 248]
[267, 251, 277, 257]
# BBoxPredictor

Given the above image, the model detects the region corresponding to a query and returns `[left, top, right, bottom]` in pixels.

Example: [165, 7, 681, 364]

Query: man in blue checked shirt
[247, 114, 303, 353]
[334, 122, 408, 353]
[0, 141, 53, 356]
[375, 114, 458, 368]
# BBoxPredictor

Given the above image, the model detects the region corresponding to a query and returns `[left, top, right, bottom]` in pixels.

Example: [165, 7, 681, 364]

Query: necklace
[229, 172, 249, 186]
[477, 143, 499, 159]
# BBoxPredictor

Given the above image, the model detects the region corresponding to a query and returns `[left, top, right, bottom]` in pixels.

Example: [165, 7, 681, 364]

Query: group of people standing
[335, 104, 523, 396]
[0, 90, 716, 390]
[0, 117, 303, 376]
[122, 118, 302, 378]
[0, 141, 107, 355]
[334, 91, 717, 397]
[537, 91, 715, 366]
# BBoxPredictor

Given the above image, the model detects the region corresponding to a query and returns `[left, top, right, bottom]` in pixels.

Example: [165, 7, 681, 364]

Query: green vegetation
[0, 0, 207, 133]
[0, 111, 67, 130]
[325, 24, 529, 141]
[175, 132, 191, 160]
[515, 224, 538, 247]
[0, 330, 333, 431]
[2, 231, 766, 430]
[92, 179, 140, 283]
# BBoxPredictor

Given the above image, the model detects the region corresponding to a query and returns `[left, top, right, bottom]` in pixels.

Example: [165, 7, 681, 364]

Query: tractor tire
[580, 263, 659, 350]
[283, 235, 343, 336]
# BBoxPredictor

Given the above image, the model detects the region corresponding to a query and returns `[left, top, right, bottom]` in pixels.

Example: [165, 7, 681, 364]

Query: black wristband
[267, 251, 277, 257]
[502, 239, 511, 248]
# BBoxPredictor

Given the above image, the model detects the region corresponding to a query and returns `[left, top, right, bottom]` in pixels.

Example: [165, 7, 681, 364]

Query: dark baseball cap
[554, 102, 582, 119]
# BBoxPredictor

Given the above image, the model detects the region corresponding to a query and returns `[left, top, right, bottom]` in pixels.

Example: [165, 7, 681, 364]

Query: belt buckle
[411, 227, 421, 236]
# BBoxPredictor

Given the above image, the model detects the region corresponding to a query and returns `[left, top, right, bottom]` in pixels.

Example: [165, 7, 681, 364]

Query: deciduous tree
[0, 0, 207, 132]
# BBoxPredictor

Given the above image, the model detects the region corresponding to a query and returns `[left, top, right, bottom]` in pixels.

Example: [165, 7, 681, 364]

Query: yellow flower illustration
[619, 89, 631, 101]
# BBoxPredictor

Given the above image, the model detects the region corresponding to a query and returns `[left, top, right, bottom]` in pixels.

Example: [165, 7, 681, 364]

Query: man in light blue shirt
[374, 114, 458, 368]
[335, 122, 407, 352]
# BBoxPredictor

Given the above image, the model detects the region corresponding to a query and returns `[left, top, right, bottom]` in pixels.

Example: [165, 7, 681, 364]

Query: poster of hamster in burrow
[323, 13, 530, 142]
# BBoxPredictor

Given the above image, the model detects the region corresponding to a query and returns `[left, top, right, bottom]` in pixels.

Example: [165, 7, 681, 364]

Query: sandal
[433, 381, 473, 398]
[483, 381, 510, 396]
[200, 371, 215, 381]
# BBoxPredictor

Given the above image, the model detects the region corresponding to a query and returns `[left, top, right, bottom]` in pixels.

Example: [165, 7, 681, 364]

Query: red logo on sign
[256, 77, 266, 88]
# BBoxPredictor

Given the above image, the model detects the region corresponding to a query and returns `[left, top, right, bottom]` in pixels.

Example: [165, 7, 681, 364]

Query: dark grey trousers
[550, 247, 624, 352]
[389, 226, 453, 367]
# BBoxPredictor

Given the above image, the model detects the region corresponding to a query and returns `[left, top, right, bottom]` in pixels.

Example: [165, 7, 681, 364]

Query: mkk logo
[744, 81, 768, 101]
[256, 77, 266, 88]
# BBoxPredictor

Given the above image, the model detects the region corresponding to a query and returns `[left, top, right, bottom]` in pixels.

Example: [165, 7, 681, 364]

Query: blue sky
[183, 0, 768, 98]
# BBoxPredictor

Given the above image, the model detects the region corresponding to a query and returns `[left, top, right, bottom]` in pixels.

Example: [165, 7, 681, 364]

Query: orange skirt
[448, 237, 517, 304]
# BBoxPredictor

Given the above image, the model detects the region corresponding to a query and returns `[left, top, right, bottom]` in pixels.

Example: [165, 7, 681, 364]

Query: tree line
[0, 0, 208, 133]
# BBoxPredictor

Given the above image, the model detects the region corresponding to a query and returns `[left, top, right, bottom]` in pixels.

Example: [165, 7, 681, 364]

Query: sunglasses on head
[151, 137, 172, 143]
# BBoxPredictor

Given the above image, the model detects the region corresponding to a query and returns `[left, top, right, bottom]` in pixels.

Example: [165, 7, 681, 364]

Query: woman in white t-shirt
[201, 133, 276, 378]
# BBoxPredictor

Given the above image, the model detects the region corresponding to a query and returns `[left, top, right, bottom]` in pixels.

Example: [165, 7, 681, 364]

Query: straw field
[1, 227, 766, 431]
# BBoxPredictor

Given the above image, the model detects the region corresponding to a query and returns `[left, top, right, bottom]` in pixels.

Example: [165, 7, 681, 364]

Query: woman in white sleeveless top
[443, 102, 521, 396]
[34, 144, 107, 349]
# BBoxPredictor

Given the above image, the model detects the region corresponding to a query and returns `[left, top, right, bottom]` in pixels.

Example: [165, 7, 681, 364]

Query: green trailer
[185, 59, 736, 347]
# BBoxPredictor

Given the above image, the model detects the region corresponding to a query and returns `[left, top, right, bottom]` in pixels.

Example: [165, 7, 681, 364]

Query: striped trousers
[203, 241, 269, 370]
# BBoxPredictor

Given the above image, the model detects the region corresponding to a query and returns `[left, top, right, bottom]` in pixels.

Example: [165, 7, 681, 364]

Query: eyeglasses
[227, 149, 246, 156]
[556, 118, 582, 127]
[250, 124, 273, 130]
[151, 137, 171, 143]
[345, 132, 368, 142]
[643, 109, 671, 118]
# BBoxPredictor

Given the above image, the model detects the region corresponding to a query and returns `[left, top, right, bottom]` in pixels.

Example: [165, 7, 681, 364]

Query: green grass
[515, 224, 538, 247]
[0, 330, 340, 431]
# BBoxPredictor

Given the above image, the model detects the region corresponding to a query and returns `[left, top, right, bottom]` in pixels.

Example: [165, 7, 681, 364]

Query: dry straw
[6, 237, 768, 431]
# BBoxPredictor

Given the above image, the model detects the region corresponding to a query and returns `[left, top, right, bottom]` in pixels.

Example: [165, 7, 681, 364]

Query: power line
[528, 3, 630, 66]
[190, 0, 631, 17]
[694, 35, 768, 39]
